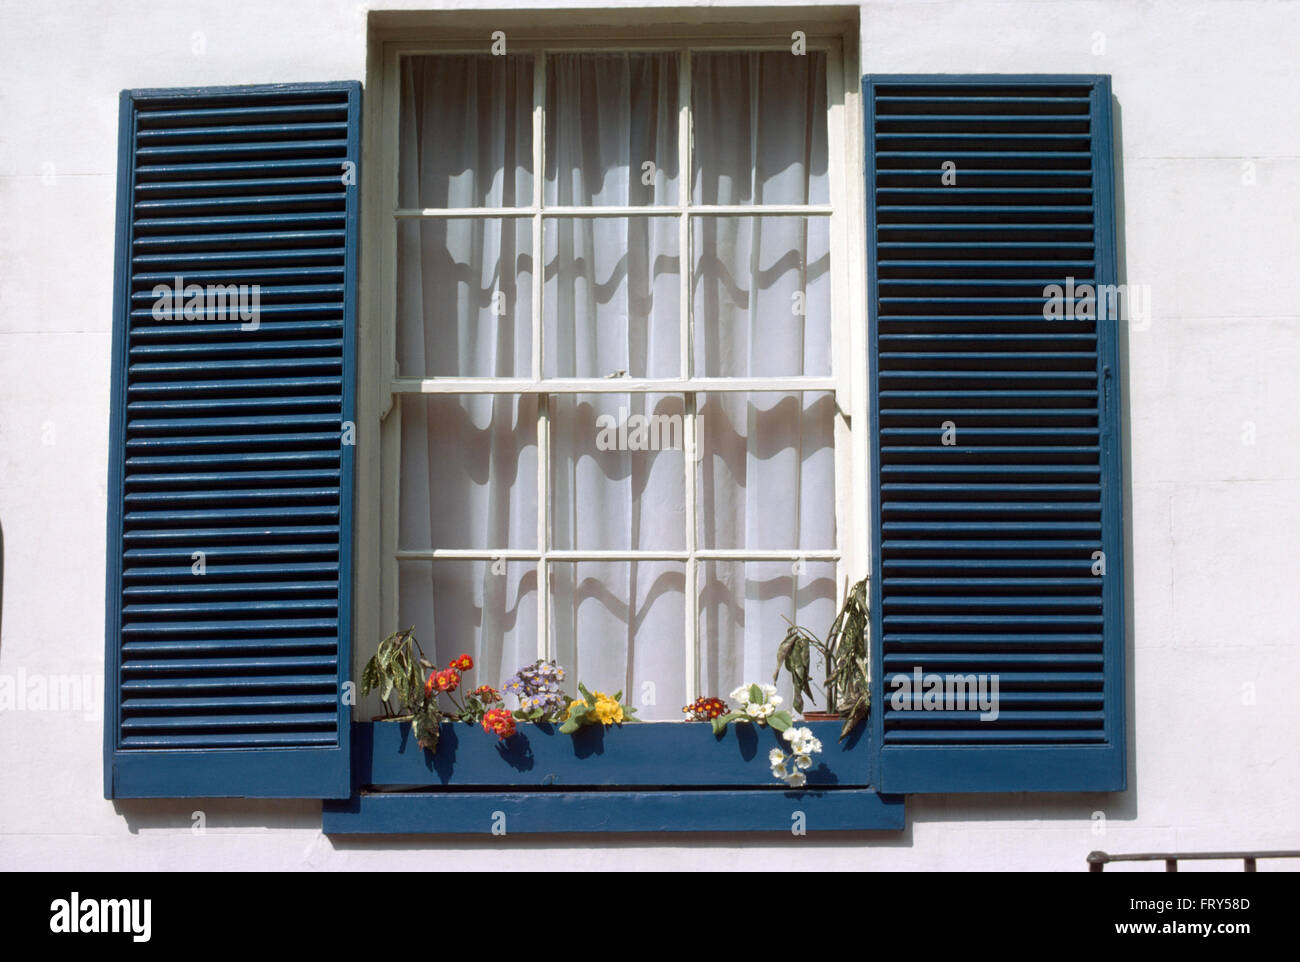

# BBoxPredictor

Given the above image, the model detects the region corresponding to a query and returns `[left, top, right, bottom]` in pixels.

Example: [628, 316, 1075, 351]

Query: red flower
[430, 668, 460, 693]
[482, 707, 516, 740]
[424, 673, 437, 698]
[449, 654, 474, 672]
[472, 685, 502, 703]
[682, 696, 727, 722]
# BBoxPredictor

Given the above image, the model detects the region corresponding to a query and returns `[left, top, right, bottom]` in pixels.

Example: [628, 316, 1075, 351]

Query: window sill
[321, 720, 905, 834]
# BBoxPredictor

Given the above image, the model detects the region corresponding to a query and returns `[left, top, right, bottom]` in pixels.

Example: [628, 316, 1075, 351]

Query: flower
[430, 668, 460, 693]
[729, 682, 782, 724]
[783, 726, 821, 755]
[481, 707, 516, 739]
[682, 696, 728, 721]
[449, 654, 474, 671]
[563, 698, 586, 721]
[591, 693, 625, 725]
[423, 672, 437, 698]
[472, 685, 501, 703]
[505, 660, 570, 720]
[770, 725, 822, 785]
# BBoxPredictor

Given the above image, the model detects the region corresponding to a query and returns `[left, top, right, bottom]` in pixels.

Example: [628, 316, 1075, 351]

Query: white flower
[783, 771, 807, 788]
[746, 702, 762, 718]
[805, 736, 823, 754]
[783, 725, 812, 745]
[755, 702, 775, 719]
[730, 685, 750, 703]
[769, 693, 783, 707]
[770, 763, 787, 779]
[795, 753, 813, 770]
[761, 684, 778, 699]
[768, 748, 786, 766]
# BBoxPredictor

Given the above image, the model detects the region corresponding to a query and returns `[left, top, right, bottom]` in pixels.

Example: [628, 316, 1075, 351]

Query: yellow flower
[591, 693, 624, 725]
[563, 698, 585, 721]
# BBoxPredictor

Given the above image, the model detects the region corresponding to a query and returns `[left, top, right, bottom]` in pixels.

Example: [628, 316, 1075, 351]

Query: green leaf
[711, 717, 728, 736]
[769, 710, 792, 732]
[748, 683, 762, 704]
[559, 719, 579, 735]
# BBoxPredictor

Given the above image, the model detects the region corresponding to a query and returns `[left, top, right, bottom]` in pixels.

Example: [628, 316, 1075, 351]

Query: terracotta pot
[799, 711, 839, 722]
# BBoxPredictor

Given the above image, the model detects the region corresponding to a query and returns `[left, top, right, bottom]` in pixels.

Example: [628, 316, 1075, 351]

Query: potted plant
[359, 627, 497, 753]
[773, 577, 871, 740]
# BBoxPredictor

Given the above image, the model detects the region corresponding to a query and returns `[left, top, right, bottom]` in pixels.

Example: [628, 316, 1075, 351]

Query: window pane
[551, 561, 685, 721]
[551, 393, 686, 551]
[399, 55, 533, 209]
[399, 394, 538, 551]
[699, 561, 837, 713]
[692, 216, 831, 377]
[398, 560, 538, 689]
[691, 51, 828, 206]
[546, 53, 679, 206]
[697, 391, 836, 551]
[396, 217, 533, 377]
[543, 216, 680, 378]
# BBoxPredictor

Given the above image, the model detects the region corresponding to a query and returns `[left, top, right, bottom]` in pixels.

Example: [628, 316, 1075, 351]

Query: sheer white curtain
[396, 52, 836, 718]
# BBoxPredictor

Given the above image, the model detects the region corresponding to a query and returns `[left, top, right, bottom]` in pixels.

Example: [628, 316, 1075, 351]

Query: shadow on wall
[112, 799, 322, 835]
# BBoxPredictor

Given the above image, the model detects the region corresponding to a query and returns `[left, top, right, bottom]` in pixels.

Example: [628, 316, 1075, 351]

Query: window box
[353, 719, 867, 788]
[322, 719, 905, 834]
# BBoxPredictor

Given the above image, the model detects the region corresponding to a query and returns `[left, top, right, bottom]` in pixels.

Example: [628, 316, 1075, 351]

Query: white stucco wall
[1, 0, 1297, 870]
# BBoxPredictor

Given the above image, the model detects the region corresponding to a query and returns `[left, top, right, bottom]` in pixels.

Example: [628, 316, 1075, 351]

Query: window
[368, 37, 865, 718]
[101, 21, 1124, 819]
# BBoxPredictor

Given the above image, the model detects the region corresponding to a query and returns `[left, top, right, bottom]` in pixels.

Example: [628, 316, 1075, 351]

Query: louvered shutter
[104, 83, 360, 798]
[865, 75, 1125, 792]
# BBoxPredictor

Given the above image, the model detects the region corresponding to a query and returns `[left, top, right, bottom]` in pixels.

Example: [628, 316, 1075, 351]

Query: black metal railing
[1088, 850, 1300, 872]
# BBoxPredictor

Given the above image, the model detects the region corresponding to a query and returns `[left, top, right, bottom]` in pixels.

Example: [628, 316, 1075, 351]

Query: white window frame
[356, 16, 867, 711]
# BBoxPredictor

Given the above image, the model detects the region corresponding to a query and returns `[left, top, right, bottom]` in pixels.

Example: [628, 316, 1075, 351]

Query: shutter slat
[105, 82, 359, 799]
[867, 75, 1125, 792]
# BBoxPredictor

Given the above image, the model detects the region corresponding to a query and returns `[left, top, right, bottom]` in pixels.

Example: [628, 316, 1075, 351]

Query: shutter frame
[864, 74, 1126, 793]
[104, 82, 361, 799]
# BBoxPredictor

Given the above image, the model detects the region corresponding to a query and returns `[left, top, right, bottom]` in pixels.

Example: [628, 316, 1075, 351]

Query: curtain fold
[397, 51, 836, 718]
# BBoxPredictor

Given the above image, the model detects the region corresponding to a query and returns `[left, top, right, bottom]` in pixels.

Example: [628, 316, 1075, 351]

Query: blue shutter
[865, 75, 1125, 792]
[104, 83, 361, 798]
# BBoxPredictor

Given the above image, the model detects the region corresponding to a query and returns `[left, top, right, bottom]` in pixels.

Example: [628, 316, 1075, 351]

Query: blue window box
[321, 720, 905, 834]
